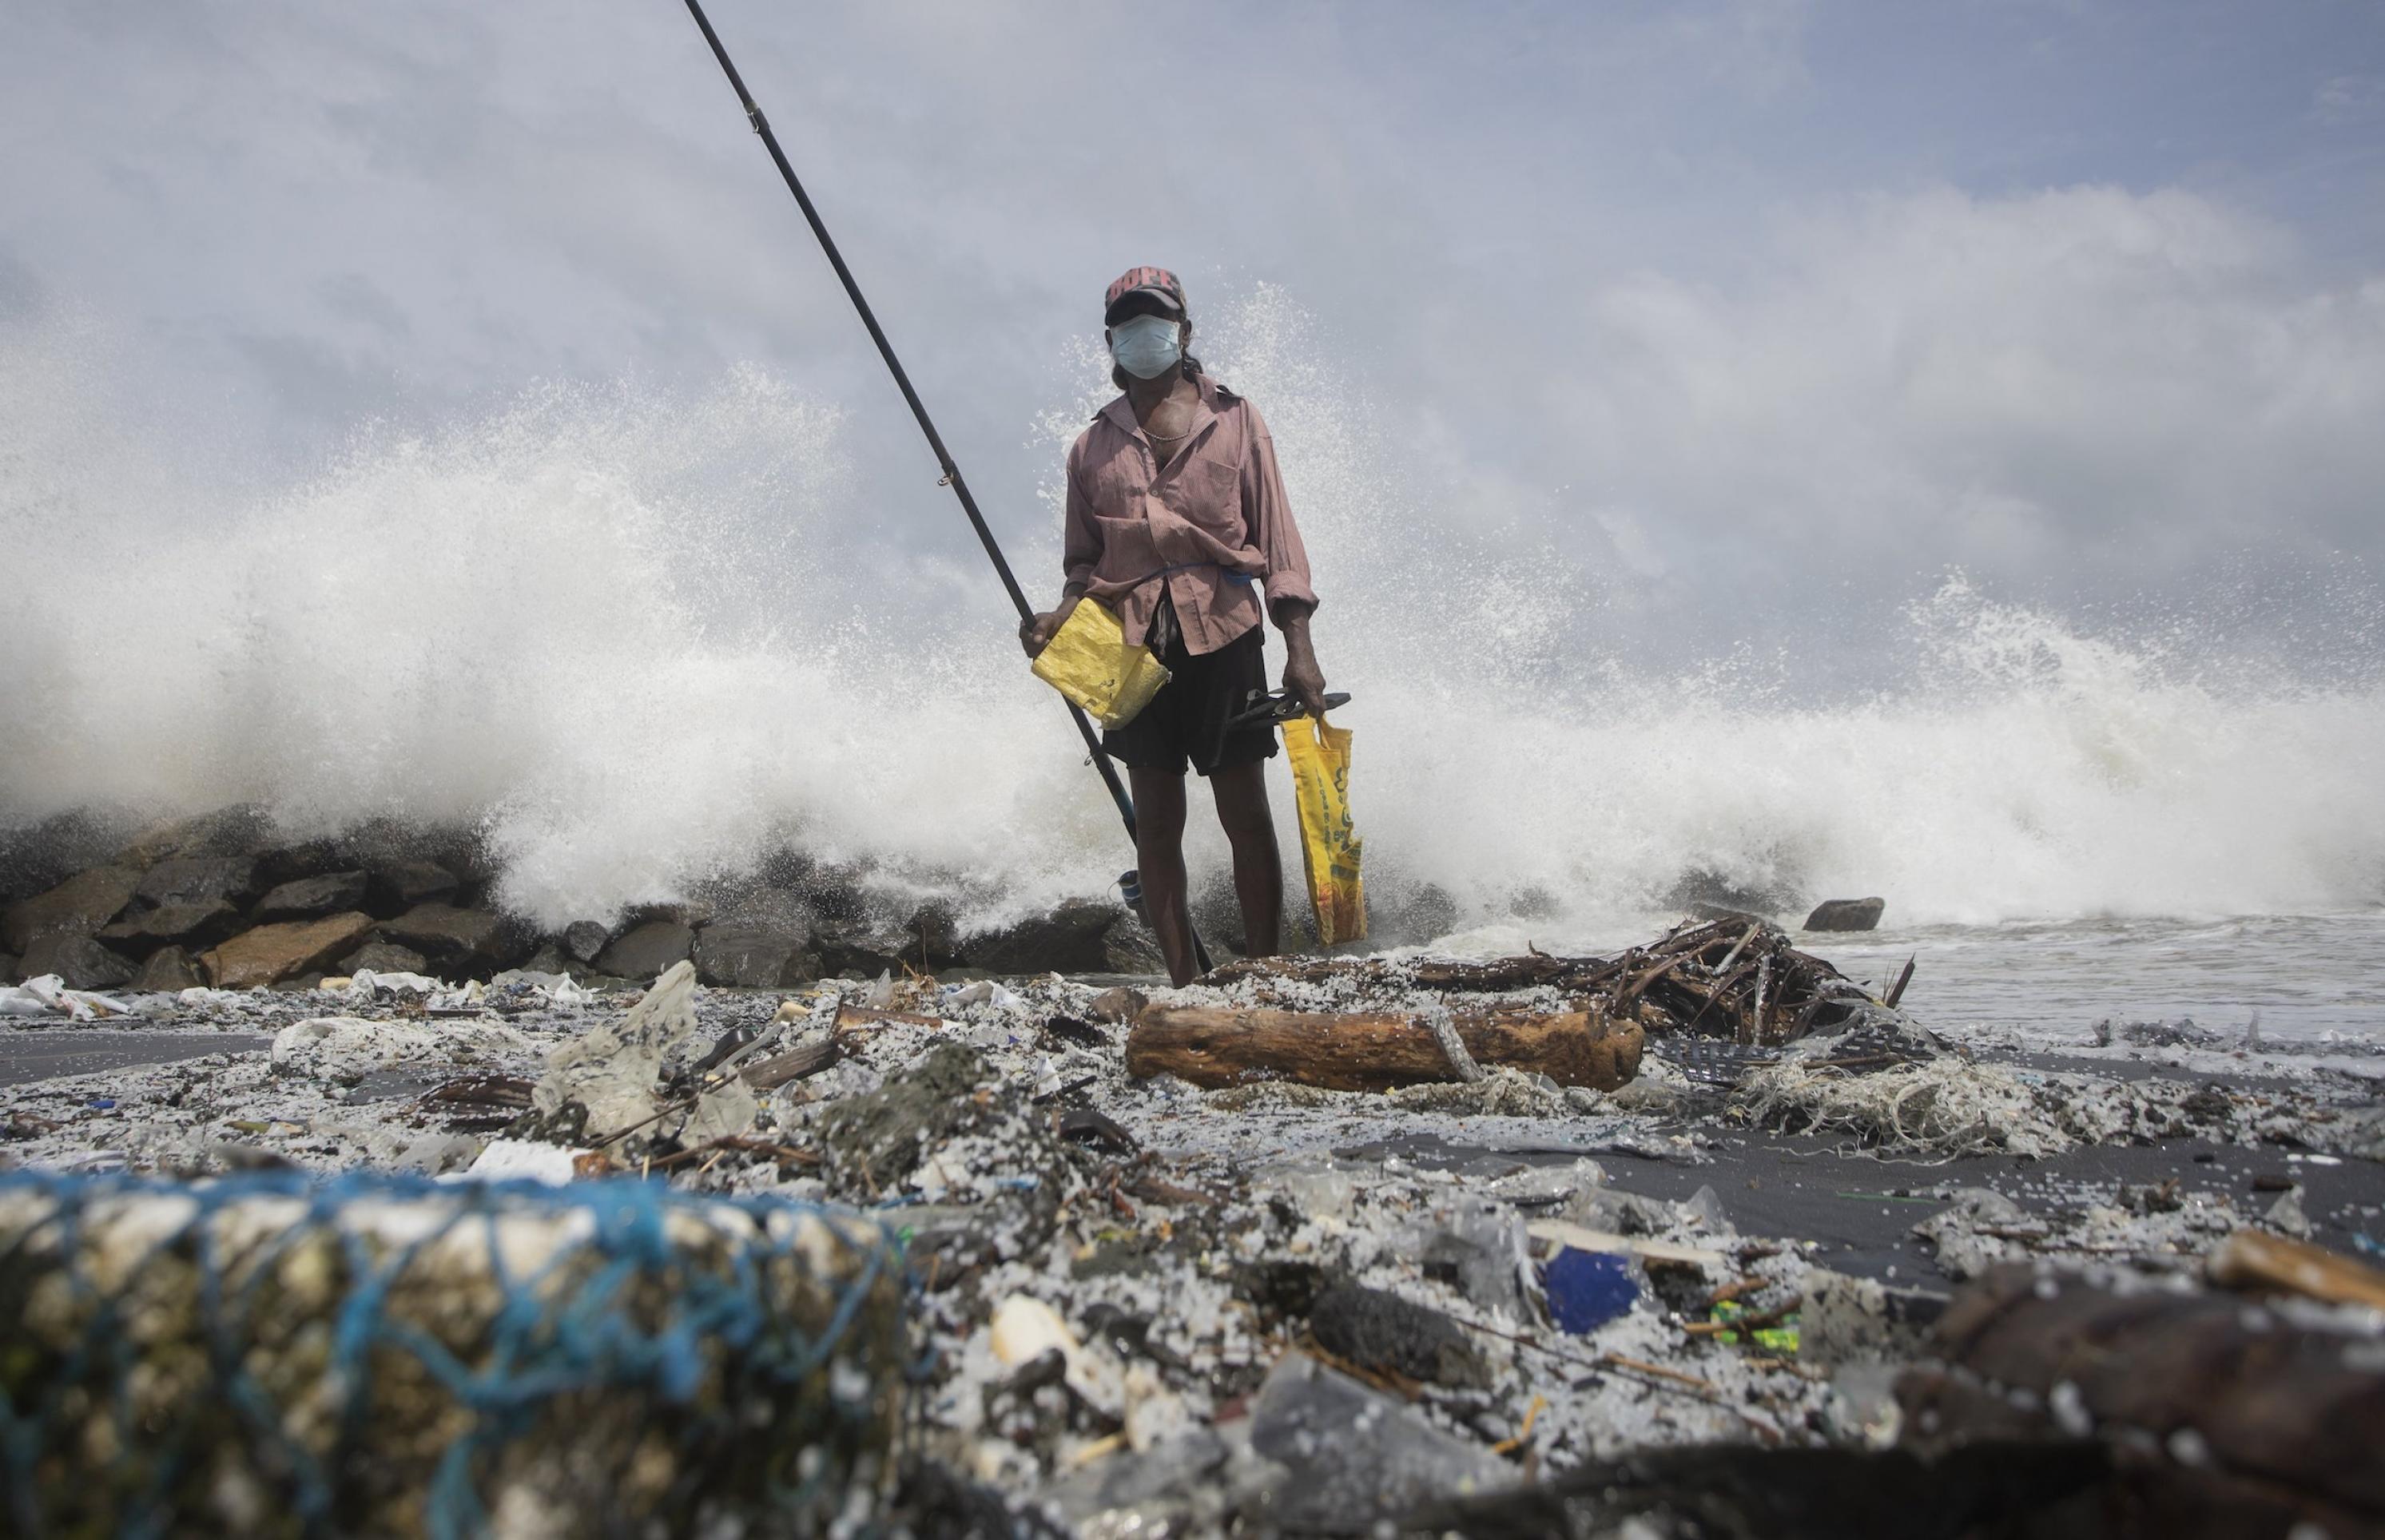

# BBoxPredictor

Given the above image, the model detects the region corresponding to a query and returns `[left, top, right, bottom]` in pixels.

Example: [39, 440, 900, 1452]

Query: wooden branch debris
[1124, 1005, 1641, 1093]
[2208, 1228, 2385, 1313]
[833, 1004, 941, 1030]
[1196, 917, 1884, 1049]
[738, 1036, 843, 1093]
[1524, 1219, 1727, 1269]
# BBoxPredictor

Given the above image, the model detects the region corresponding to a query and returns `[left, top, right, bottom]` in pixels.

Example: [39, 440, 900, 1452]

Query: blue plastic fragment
[1542, 1248, 1636, 1334]
[86, 1097, 116, 1110]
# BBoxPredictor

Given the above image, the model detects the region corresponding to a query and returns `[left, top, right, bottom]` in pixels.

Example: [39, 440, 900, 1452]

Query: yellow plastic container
[1283, 716, 1365, 945]
[1029, 599, 1172, 730]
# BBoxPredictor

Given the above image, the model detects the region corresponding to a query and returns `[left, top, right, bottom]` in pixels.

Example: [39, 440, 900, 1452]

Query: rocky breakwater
[0, 807, 1161, 998]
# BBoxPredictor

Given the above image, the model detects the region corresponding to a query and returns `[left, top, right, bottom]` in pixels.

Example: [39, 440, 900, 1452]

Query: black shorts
[1102, 622, 1278, 777]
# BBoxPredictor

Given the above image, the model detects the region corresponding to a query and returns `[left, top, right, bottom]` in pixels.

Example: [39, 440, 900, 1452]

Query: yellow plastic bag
[1029, 599, 1172, 730]
[1282, 716, 1365, 945]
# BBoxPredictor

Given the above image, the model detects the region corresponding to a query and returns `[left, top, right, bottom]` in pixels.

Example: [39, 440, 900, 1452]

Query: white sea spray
[4, 292, 2383, 942]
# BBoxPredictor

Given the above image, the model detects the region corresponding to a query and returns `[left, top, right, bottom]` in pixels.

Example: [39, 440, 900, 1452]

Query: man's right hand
[1020, 596, 1081, 657]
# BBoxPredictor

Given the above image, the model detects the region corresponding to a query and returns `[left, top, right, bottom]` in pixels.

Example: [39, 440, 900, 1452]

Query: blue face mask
[1109, 313, 1183, 379]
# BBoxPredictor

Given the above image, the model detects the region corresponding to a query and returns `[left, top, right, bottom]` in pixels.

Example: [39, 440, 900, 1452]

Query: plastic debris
[1247, 1353, 1512, 1530]
[1028, 595, 1171, 729]
[1543, 1248, 1639, 1334]
[1, 974, 134, 1020]
[457, 1137, 584, 1185]
[337, 967, 445, 998]
[1282, 714, 1365, 945]
[1707, 1300, 1799, 1353]
[532, 960, 701, 1138]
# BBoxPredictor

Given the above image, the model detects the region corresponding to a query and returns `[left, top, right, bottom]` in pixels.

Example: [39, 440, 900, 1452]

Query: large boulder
[201, 911, 376, 989]
[97, 899, 244, 956]
[810, 919, 920, 978]
[133, 855, 260, 911]
[908, 904, 966, 970]
[1803, 896, 1886, 932]
[112, 806, 275, 870]
[133, 946, 205, 992]
[18, 933, 137, 991]
[691, 921, 809, 989]
[366, 861, 459, 917]
[594, 920, 696, 981]
[2, 867, 142, 955]
[336, 940, 431, 977]
[379, 903, 529, 976]
[961, 899, 1163, 975]
[0, 810, 128, 907]
[252, 871, 370, 923]
[619, 899, 717, 930]
[249, 838, 362, 889]
[562, 919, 611, 964]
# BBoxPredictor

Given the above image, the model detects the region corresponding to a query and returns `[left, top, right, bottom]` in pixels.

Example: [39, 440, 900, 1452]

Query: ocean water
[1558, 912, 2385, 1050]
[1808, 913, 2385, 1050]
[5, 293, 2383, 1042]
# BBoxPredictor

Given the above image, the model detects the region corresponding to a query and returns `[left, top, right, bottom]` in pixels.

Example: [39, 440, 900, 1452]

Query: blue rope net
[0, 1169, 908, 1538]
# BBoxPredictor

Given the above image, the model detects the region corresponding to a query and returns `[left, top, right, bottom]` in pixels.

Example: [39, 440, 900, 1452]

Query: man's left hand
[1282, 647, 1330, 719]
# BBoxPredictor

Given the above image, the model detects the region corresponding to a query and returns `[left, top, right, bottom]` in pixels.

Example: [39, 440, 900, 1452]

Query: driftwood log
[1898, 1262, 2385, 1538]
[1124, 1006, 1642, 1093]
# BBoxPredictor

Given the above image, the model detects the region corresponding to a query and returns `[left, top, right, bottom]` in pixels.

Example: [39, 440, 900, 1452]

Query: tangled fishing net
[1729, 1058, 2076, 1159]
[0, 1169, 907, 1538]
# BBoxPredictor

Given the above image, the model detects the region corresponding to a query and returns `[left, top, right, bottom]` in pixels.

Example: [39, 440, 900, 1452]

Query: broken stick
[1124, 1006, 1642, 1093]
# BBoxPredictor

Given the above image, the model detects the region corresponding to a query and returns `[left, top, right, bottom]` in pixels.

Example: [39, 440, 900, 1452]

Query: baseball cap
[1103, 266, 1187, 324]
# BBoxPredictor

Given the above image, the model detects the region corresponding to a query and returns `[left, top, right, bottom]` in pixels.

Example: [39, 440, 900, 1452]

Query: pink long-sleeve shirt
[1061, 372, 1318, 656]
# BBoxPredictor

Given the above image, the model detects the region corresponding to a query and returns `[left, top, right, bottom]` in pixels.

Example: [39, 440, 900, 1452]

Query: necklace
[1145, 425, 1191, 440]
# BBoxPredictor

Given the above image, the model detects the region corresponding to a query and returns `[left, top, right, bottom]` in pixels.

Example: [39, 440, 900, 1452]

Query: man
[1020, 267, 1330, 986]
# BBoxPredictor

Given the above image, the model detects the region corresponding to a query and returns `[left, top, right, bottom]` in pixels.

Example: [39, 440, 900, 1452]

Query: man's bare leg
[1128, 765, 1198, 985]
[1210, 761, 1283, 959]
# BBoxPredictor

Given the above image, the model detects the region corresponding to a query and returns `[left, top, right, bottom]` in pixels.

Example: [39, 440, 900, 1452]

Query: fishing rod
[677, 0, 1211, 973]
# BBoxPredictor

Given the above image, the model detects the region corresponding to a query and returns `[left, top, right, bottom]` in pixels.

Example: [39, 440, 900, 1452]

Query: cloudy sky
[6, 0, 2383, 676]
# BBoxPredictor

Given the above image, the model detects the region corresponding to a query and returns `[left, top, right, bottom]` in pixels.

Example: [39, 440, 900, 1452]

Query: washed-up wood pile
[1127, 919, 1894, 1096]
[1201, 918, 1885, 1045]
